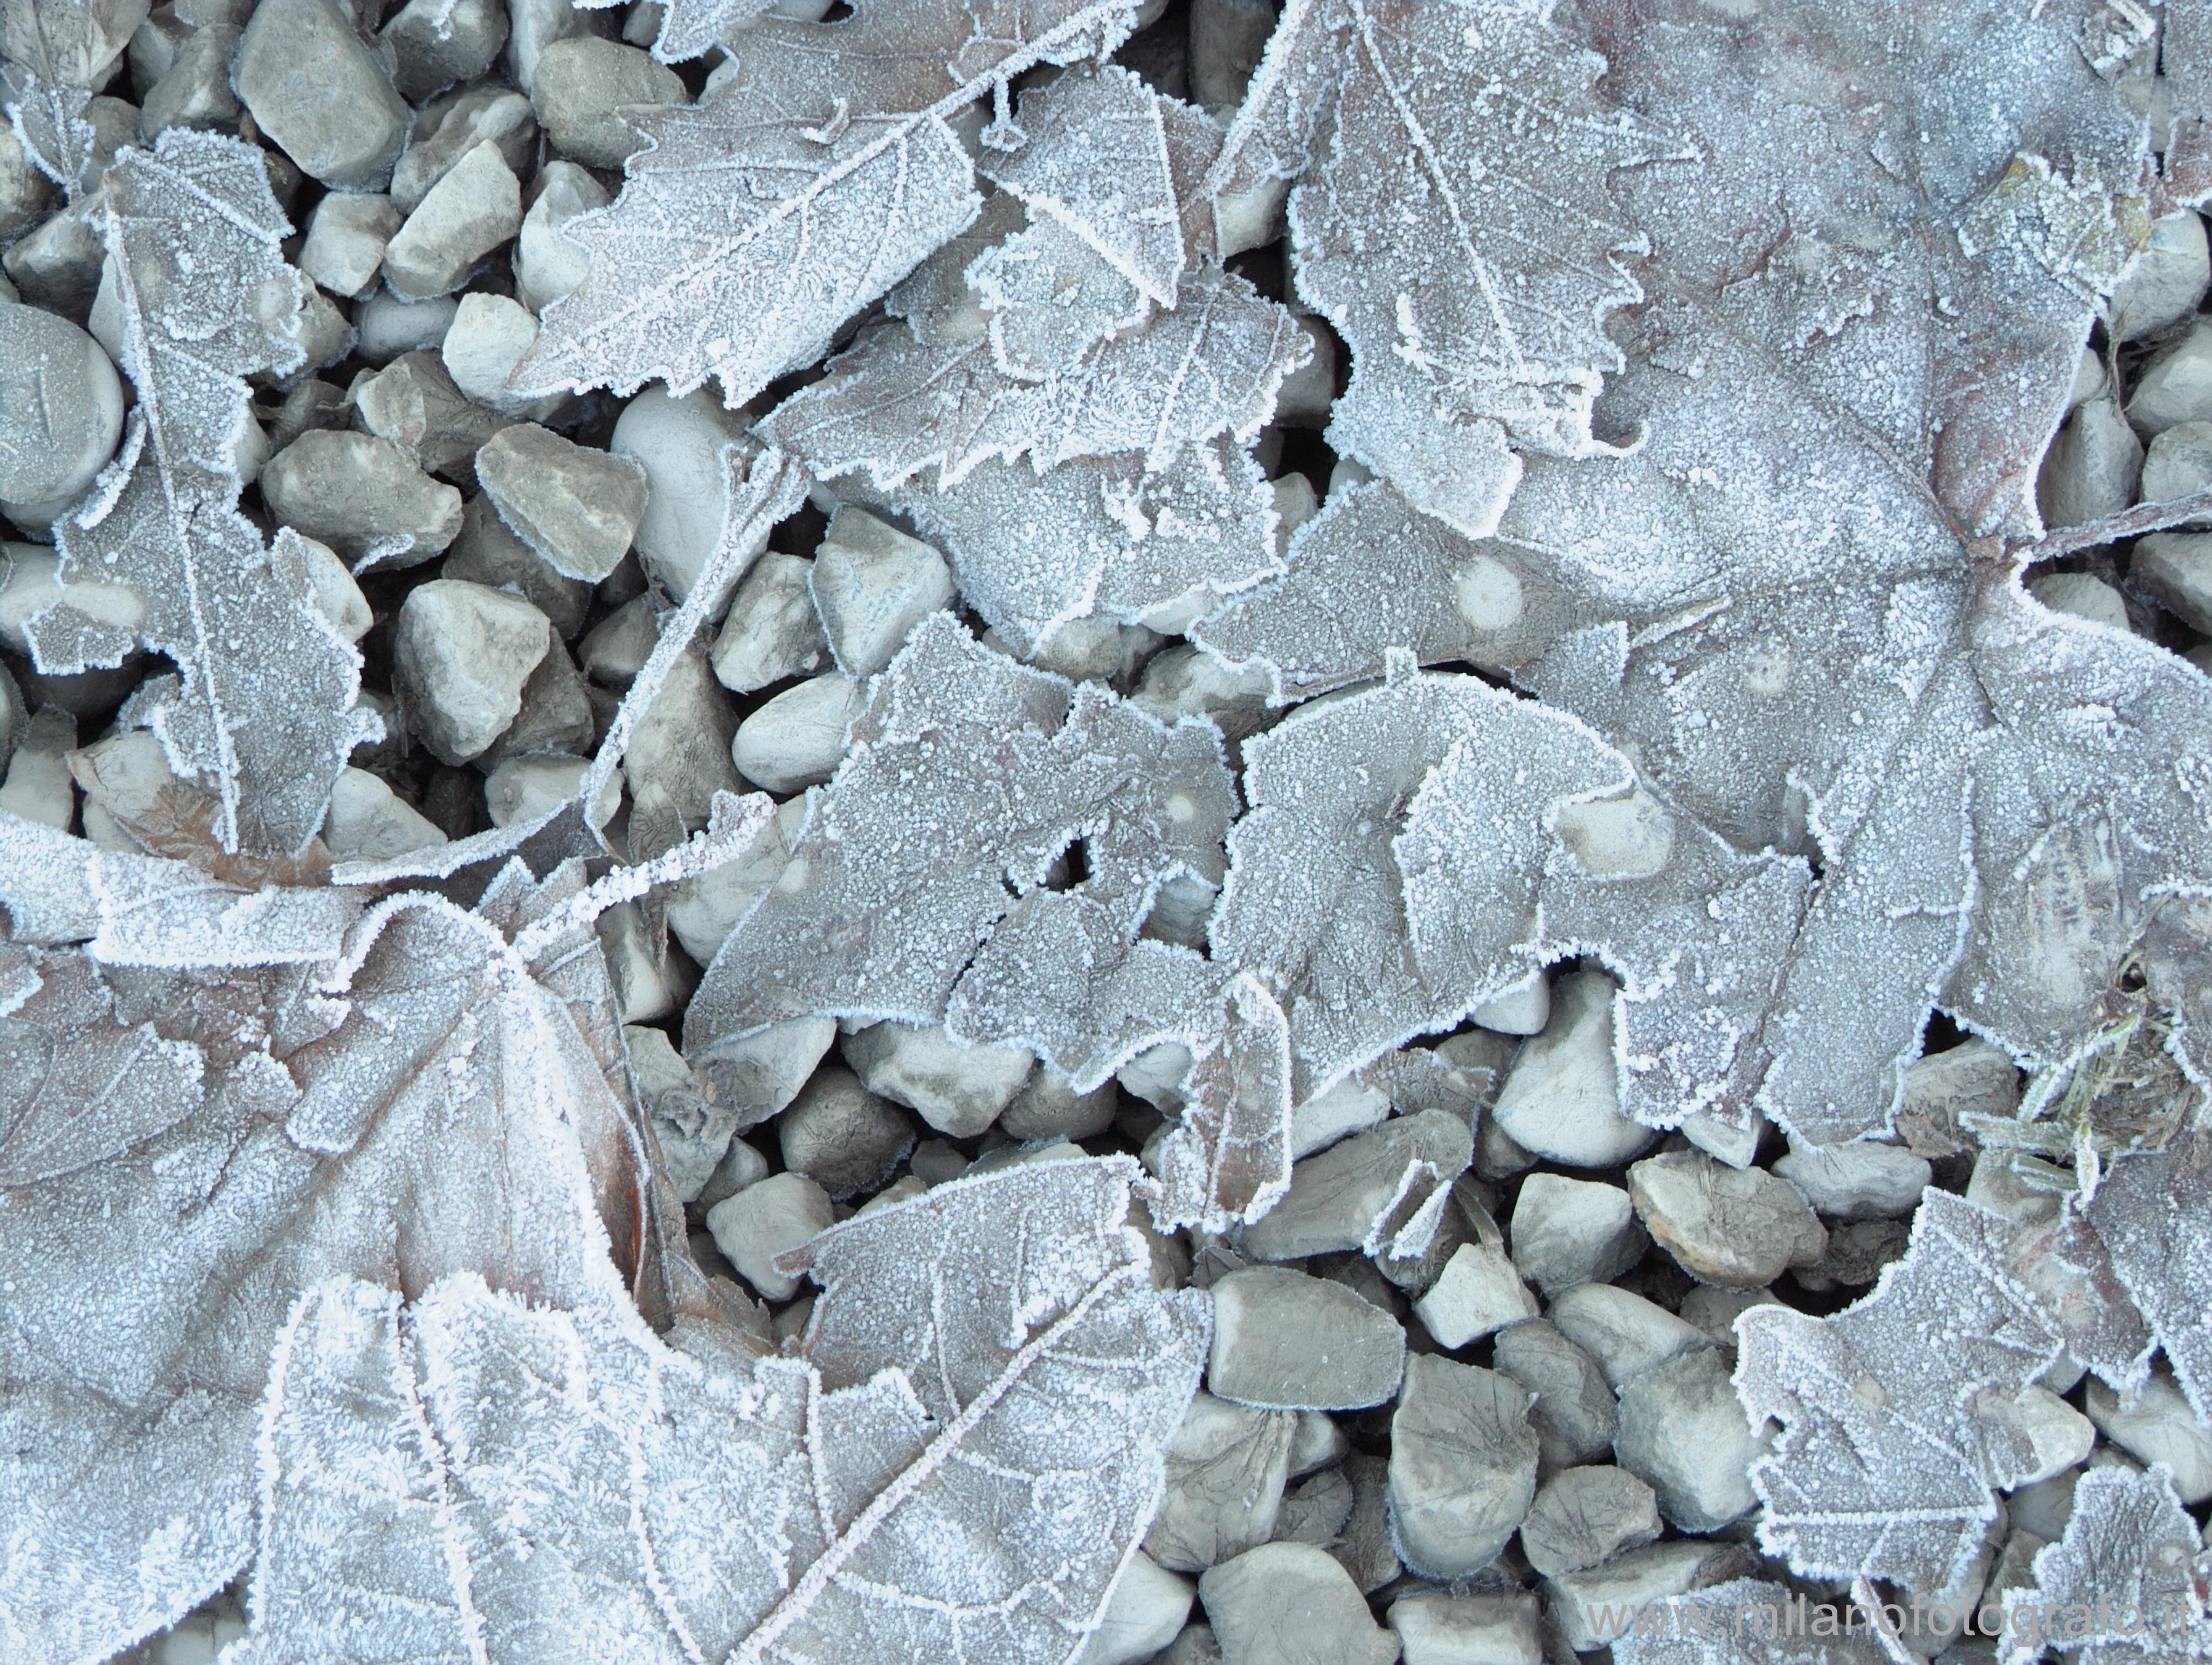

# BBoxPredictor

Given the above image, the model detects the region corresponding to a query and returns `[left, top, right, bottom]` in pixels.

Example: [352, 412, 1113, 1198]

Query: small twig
[2022, 487, 2212, 563]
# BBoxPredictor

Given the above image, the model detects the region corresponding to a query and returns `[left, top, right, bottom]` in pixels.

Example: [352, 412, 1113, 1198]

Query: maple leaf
[514, 0, 1144, 410]
[1992, 1466, 2212, 1665]
[1187, 0, 2212, 1145]
[232, 1159, 1206, 1663]
[20, 130, 378, 857]
[2084, 1129, 2212, 1430]
[1733, 1191, 2069, 1602]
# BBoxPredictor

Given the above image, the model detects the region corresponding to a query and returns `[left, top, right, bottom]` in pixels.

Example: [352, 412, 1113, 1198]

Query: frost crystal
[1993, 1466, 2212, 1665]
[22, 131, 377, 856]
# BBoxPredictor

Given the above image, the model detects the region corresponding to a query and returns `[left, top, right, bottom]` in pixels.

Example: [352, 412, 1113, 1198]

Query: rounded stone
[0, 303, 125, 527]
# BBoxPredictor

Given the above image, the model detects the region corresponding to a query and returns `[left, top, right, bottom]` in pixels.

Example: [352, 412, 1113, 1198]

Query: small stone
[1284, 1072, 1392, 1161]
[444, 495, 592, 638]
[284, 287, 356, 380]
[1517, 1465, 1662, 1580]
[1770, 1137, 1931, 1220]
[235, 0, 411, 188]
[391, 579, 552, 764]
[997, 1069, 1119, 1142]
[321, 766, 444, 860]
[810, 507, 958, 677]
[1209, 1266, 1407, 1411]
[1471, 969, 1550, 1037]
[383, 141, 524, 301]
[1000, 615, 1160, 687]
[356, 288, 460, 365]
[1676, 1285, 1781, 1350]
[1270, 317, 1336, 427]
[265, 378, 349, 452]
[1612, 1344, 1767, 1532]
[686, 994, 832, 1122]
[531, 37, 686, 166]
[1158, 1624, 1222, 1665]
[663, 794, 805, 964]
[1273, 1468, 1353, 1551]
[2130, 318, 2212, 435]
[1145, 1393, 1296, 1572]
[703, 1170, 834, 1302]
[624, 644, 742, 843]
[391, 86, 538, 215]
[597, 898, 693, 1023]
[298, 192, 402, 299]
[0, 126, 45, 249]
[2037, 396, 2142, 526]
[1628, 1148, 1827, 1288]
[1386, 1592, 1541, 1665]
[138, 23, 241, 142]
[0, 543, 141, 655]
[482, 751, 618, 828]
[441, 292, 566, 421]
[260, 431, 465, 561]
[1542, 1540, 1758, 1652]
[732, 670, 865, 793]
[0, 303, 124, 530]
[1506, 1174, 1646, 1296]
[2140, 418, 2212, 512]
[351, 351, 507, 483]
[1488, 971, 1655, 1168]
[694, 1135, 770, 1212]
[610, 385, 756, 598]
[1188, 0, 1276, 114]
[507, 0, 608, 93]
[1080, 1552, 1194, 1665]
[1197, 1543, 1399, 1665]
[2009, 1384, 2097, 1484]
[382, 0, 509, 102]
[1387, 1355, 1538, 1579]
[581, 593, 661, 686]
[1242, 1109, 1474, 1261]
[2135, 531, 2212, 633]
[1891, 1038, 2020, 1157]
[3, 206, 103, 317]
[2084, 1370, 2212, 1503]
[1131, 644, 1275, 746]
[2112, 211, 2211, 343]
[624, 1023, 731, 1203]
[2033, 569, 2134, 632]
[840, 1021, 1036, 1139]
[1490, 1319, 1617, 1470]
[1414, 1243, 1538, 1350]
[514, 159, 610, 314]
[777, 1064, 915, 1199]
[481, 629, 595, 766]
[1545, 1284, 1708, 1390]
[0, 706, 76, 829]
[474, 422, 647, 584]
[2008, 1468, 2079, 1542]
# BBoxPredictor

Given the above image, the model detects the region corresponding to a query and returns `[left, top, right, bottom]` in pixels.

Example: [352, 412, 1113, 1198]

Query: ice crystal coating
[1733, 1192, 2069, 1602]
[516, 0, 1144, 408]
[22, 131, 378, 856]
[234, 1159, 1206, 1664]
[1993, 1466, 2212, 1665]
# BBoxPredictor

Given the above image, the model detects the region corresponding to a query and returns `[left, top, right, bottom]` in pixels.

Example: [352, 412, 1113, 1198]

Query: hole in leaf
[1041, 836, 1091, 891]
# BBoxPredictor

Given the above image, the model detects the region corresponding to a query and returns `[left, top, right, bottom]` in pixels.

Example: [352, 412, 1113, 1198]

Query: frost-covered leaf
[1994, 1466, 2212, 1665]
[1287, 0, 1679, 537]
[1733, 1191, 2068, 1601]
[762, 262, 1307, 487]
[978, 64, 1221, 309]
[2085, 1129, 2212, 1429]
[1609, 1578, 1894, 1665]
[1209, 656, 1630, 1094]
[22, 131, 377, 857]
[1145, 973, 1295, 1234]
[234, 1158, 1206, 1664]
[862, 436, 1280, 653]
[685, 613, 1237, 1072]
[638, 0, 781, 63]
[0, 864, 690, 1662]
[516, 0, 1142, 409]
[1, 60, 93, 196]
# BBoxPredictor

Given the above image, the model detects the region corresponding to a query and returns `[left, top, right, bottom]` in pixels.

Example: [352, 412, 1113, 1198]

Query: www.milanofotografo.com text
[1591, 1590, 2201, 1649]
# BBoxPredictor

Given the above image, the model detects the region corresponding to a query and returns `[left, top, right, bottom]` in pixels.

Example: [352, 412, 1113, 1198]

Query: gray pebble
[1241, 1108, 1473, 1261]
[1188, 0, 1277, 115]
[1272, 1466, 1353, 1548]
[0, 303, 123, 530]
[383, 140, 523, 301]
[1544, 1284, 1707, 1390]
[261, 430, 466, 561]
[1610, 1344, 1767, 1532]
[581, 592, 661, 685]
[1517, 1465, 1662, 1579]
[1628, 1147, 1827, 1288]
[476, 421, 648, 582]
[1505, 1173, 1645, 1296]
[626, 1023, 734, 1202]
[3, 207, 104, 318]
[444, 494, 593, 637]
[997, 1066, 1120, 1143]
[2083, 1370, 2212, 1502]
[690, 1014, 840, 1137]
[1208, 1265, 1407, 1412]
[1386, 1354, 1538, 1579]
[351, 351, 507, 483]
[2140, 418, 2212, 511]
[610, 386, 756, 597]
[1491, 1319, 1617, 1470]
[382, 0, 510, 102]
[514, 159, 610, 314]
[704, 1170, 833, 1302]
[2129, 318, 2212, 435]
[1412, 1242, 1537, 1350]
[390, 578, 552, 763]
[1386, 1592, 1542, 1665]
[2030, 570, 2132, 632]
[1488, 970, 1655, 1168]
[777, 1064, 915, 1199]
[1144, 1392, 1296, 1573]
[356, 288, 460, 365]
[1771, 1136, 1931, 1220]
[1079, 1552, 1193, 1665]
[2133, 531, 2212, 633]
[531, 37, 686, 167]
[840, 1021, 1035, 1139]
[478, 632, 594, 765]
[234, 0, 410, 188]
[392, 86, 539, 215]
[1197, 1542, 1399, 1665]
[2110, 211, 2210, 345]
[623, 643, 742, 840]
[138, 21, 241, 143]
[506, 0, 609, 93]
[298, 192, 402, 299]
[1542, 1539, 1757, 1652]
[2037, 396, 2141, 528]
[811, 507, 958, 677]
[443, 293, 566, 420]
[732, 670, 864, 793]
